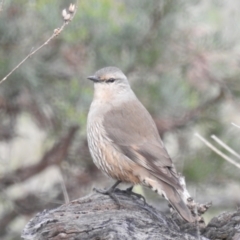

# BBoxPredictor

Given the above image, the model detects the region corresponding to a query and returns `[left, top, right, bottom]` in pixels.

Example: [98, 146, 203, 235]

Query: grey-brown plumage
[87, 66, 194, 222]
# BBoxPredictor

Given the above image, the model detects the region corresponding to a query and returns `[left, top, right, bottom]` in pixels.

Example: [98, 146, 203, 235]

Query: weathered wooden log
[21, 189, 240, 240]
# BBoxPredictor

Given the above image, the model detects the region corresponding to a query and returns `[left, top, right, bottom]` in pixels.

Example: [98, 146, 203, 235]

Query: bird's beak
[87, 76, 99, 83]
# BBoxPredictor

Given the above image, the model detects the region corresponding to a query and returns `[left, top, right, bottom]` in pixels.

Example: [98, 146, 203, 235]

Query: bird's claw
[124, 186, 146, 205]
[93, 186, 121, 209]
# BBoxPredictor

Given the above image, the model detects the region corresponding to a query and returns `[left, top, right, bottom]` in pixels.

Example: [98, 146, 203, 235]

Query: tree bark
[22, 189, 240, 240]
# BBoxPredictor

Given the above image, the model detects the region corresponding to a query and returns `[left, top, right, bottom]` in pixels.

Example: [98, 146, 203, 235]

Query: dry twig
[232, 122, 240, 129]
[0, 3, 77, 85]
[0, 126, 79, 188]
[211, 134, 240, 160]
[154, 89, 223, 136]
[0, 0, 4, 12]
[59, 167, 70, 204]
[195, 133, 240, 169]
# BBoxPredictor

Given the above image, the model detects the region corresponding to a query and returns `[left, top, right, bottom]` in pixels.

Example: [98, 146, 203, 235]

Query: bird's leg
[94, 180, 121, 194]
[93, 180, 122, 208]
[124, 185, 146, 205]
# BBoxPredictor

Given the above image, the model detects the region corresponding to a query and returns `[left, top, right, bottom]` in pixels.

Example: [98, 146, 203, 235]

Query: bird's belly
[87, 122, 140, 184]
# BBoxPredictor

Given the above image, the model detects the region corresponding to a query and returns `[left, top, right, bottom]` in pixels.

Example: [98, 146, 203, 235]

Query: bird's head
[88, 67, 132, 101]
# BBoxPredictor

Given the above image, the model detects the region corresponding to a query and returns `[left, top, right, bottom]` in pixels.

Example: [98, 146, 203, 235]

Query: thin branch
[59, 167, 70, 204]
[195, 133, 240, 169]
[0, 0, 4, 12]
[0, 126, 79, 188]
[211, 135, 240, 160]
[231, 122, 240, 129]
[154, 89, 224, 136]
[0, 3, 77, 85]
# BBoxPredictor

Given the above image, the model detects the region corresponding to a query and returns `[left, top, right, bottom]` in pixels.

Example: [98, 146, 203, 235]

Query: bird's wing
[103, 99, 181, 189]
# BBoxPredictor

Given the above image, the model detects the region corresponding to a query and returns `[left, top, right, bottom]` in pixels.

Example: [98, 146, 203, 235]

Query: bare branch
[59, 167, 70, 203]
[211, 134, 240, 160]
[0, 0, 4, 12]
[195, 133, 240, 169]
[232, 122, 240, 129]
[154, 89, 224, 137]
[0, 3, 77, 85]
[0, 126, 79, 188]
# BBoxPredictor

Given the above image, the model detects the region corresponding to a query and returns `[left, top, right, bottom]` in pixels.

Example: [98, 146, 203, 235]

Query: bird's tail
[143, 177, 194, 222]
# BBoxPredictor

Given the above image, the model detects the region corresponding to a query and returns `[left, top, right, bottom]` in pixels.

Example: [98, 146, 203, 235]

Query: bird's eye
[106, 78, 115, 83]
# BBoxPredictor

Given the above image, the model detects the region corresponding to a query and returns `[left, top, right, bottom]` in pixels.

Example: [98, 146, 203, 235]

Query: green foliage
[184, 153, 222, 182]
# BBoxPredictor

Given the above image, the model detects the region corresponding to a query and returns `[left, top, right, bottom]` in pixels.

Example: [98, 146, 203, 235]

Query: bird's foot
[123, 186, 146, 205]
[93, 180, 121, 209]
[94, 187, 121, 209]
[93, 187, 113, 195]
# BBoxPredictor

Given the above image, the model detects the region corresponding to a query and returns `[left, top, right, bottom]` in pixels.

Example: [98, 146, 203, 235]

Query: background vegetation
[0, 0, 240, 239]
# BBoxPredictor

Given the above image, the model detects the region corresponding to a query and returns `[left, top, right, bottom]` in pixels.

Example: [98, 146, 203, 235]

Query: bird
[87, 66, 194, 222]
